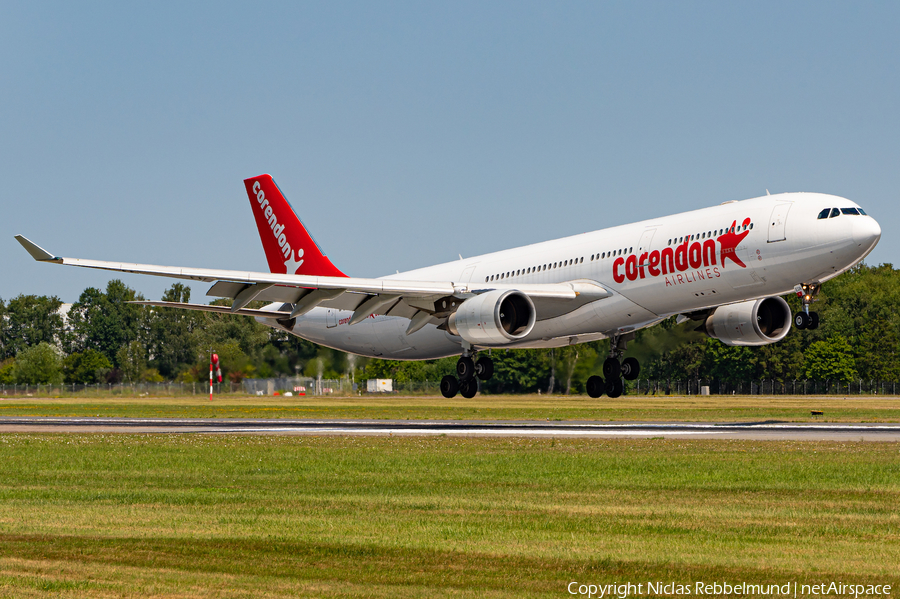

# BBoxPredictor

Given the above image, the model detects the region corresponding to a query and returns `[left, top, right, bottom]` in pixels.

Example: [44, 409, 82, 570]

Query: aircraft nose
[852, 215, 882, 247]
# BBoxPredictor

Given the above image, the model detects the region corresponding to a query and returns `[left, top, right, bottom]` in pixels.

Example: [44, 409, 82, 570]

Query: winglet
[15, 235, 61, 262]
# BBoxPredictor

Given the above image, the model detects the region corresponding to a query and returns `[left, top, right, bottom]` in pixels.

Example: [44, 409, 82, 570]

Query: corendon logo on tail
[252, 181, 304, 274]
[613, 218, 752, 286]
[244, 174, 347, 278]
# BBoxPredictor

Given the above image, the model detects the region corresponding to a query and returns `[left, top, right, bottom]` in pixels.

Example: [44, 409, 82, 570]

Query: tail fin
[243, 174, 347, 277]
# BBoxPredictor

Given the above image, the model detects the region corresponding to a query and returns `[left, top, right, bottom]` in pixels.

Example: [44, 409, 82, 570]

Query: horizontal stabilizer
[129, 301, 290, 318]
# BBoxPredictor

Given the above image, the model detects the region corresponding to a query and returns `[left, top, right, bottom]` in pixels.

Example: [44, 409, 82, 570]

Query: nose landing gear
[441, 351, 495, 398]
[587, 334, 640, 399]
[793, 284, 820, 330]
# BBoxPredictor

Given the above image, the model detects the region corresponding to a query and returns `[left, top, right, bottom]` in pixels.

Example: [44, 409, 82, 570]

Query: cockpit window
[817, 208, 830, 220]
[858, 208, 867, 215]
[829, 208, 841, 218]
[841, 208, 860, 215]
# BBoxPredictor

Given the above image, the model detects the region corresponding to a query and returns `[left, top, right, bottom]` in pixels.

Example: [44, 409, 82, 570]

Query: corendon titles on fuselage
[613, 218, 752, 288]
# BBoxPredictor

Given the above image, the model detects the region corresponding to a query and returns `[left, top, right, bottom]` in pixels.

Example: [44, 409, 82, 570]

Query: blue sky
[3, 1, 898, 303]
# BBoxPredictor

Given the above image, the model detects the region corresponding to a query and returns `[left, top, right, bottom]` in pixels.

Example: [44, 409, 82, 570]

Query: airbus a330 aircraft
[17, 175, 881, 399]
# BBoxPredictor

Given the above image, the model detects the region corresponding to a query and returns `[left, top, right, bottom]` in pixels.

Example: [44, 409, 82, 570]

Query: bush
[13, 342, 63, 385]
[63, 349, 113, 384]
[0, 359, 15, 384]
[141, 368, 165, 383]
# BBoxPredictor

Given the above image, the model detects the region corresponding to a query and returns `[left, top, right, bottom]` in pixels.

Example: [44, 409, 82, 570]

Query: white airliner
[16, 175, 881, 399]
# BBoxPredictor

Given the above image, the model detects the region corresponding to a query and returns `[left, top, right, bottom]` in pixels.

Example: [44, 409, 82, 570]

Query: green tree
[257, 329, 319, 377]
[66, 280, 144, 366]
[12, 342, 63, 384]
[194, 299, 270, 357]
[0, 294, 65, 359]
[364, 356, 454, 384]
[482, 349, 551, 394]
[0, 358, 15, 384]
[568, 344, 601, 394]
[702, 341, 755, 383]
[145, 283, 202, 379]
[813, 263, 900, 381]
[803, 336, 858, 383]
[117, 340, 148, 383]
[63, 349, 113, 384]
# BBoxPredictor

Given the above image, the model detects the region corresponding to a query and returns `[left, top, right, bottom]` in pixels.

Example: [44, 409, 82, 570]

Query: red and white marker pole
[209, 352, 221, 401]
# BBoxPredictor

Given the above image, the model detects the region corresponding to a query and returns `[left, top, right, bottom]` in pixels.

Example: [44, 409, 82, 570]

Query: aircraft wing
[16, 236, 611, 330]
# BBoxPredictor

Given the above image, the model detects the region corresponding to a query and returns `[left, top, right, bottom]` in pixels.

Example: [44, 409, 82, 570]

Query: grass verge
[0, 435, 897, 597]
[1, 394, 899, 422]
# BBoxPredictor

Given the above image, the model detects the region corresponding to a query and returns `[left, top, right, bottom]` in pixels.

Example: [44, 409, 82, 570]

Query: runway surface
[1, 417, 900, 440]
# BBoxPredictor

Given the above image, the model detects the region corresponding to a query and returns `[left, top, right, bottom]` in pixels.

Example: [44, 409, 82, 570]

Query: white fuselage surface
[280, 193, 880, 359]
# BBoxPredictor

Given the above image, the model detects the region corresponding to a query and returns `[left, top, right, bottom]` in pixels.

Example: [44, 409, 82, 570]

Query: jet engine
[447, 289, 536, 346]
[703, 296, 792, 346]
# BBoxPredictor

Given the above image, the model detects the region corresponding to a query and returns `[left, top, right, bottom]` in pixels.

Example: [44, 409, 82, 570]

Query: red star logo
[717, 218, 751, 268]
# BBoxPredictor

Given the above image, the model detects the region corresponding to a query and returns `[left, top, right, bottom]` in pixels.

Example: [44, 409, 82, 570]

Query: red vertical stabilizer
[243, 174, 347, 277]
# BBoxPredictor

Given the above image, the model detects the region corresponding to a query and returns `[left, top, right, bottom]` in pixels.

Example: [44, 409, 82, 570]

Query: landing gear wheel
[586, 375, 605, 399]
[605, 377, 624, 398]
[621, 357, 640, 381]
[440, 375, 459, 399]
[456, 356, 476, 381]
[809, 312, 819, 330]
[602, 357, 621, 380]
[795, 312, 811, 330]
[459, 378, 478, 399]
[475, 356, 494, 381]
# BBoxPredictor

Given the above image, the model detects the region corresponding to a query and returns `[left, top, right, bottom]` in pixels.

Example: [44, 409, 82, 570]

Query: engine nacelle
[447, 289, 536, 346]
[704, 296, 792, 346]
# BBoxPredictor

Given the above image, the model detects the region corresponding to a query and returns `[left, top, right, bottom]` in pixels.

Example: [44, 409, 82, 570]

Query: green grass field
[1, 393, 899, 422]
[0, 434, 898, 598]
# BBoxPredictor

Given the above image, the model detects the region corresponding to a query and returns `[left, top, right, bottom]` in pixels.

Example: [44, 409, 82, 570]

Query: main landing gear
[793, 284, 820, 330]
[441, 352, 494, 399]
[587, 334, 640, 399]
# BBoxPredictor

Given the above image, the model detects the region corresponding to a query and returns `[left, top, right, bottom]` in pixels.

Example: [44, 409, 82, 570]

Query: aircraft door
[459, 264, 479, 284]
[637, 228, 656, 254]
[767, 203, 792, 242]
[326, 309, 338, 328]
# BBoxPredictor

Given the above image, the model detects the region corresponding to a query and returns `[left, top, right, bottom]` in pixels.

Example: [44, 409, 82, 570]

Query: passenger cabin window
[830, 208, 840, 218]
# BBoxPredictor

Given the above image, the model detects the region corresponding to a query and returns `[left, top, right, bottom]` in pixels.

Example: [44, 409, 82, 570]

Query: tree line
[2, 263, 898, 390]
[0, 282, 335, 386]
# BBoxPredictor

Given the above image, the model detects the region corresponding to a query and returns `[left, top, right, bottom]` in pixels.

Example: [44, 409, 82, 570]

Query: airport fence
[0, 379, 354, 398]
[628, 379, 900, 396]
[0, 382, 248, 398]
[0, 379, 898, 397]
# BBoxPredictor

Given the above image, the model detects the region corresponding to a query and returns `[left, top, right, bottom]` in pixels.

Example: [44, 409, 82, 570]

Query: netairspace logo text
[567, 581, 892, 598]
